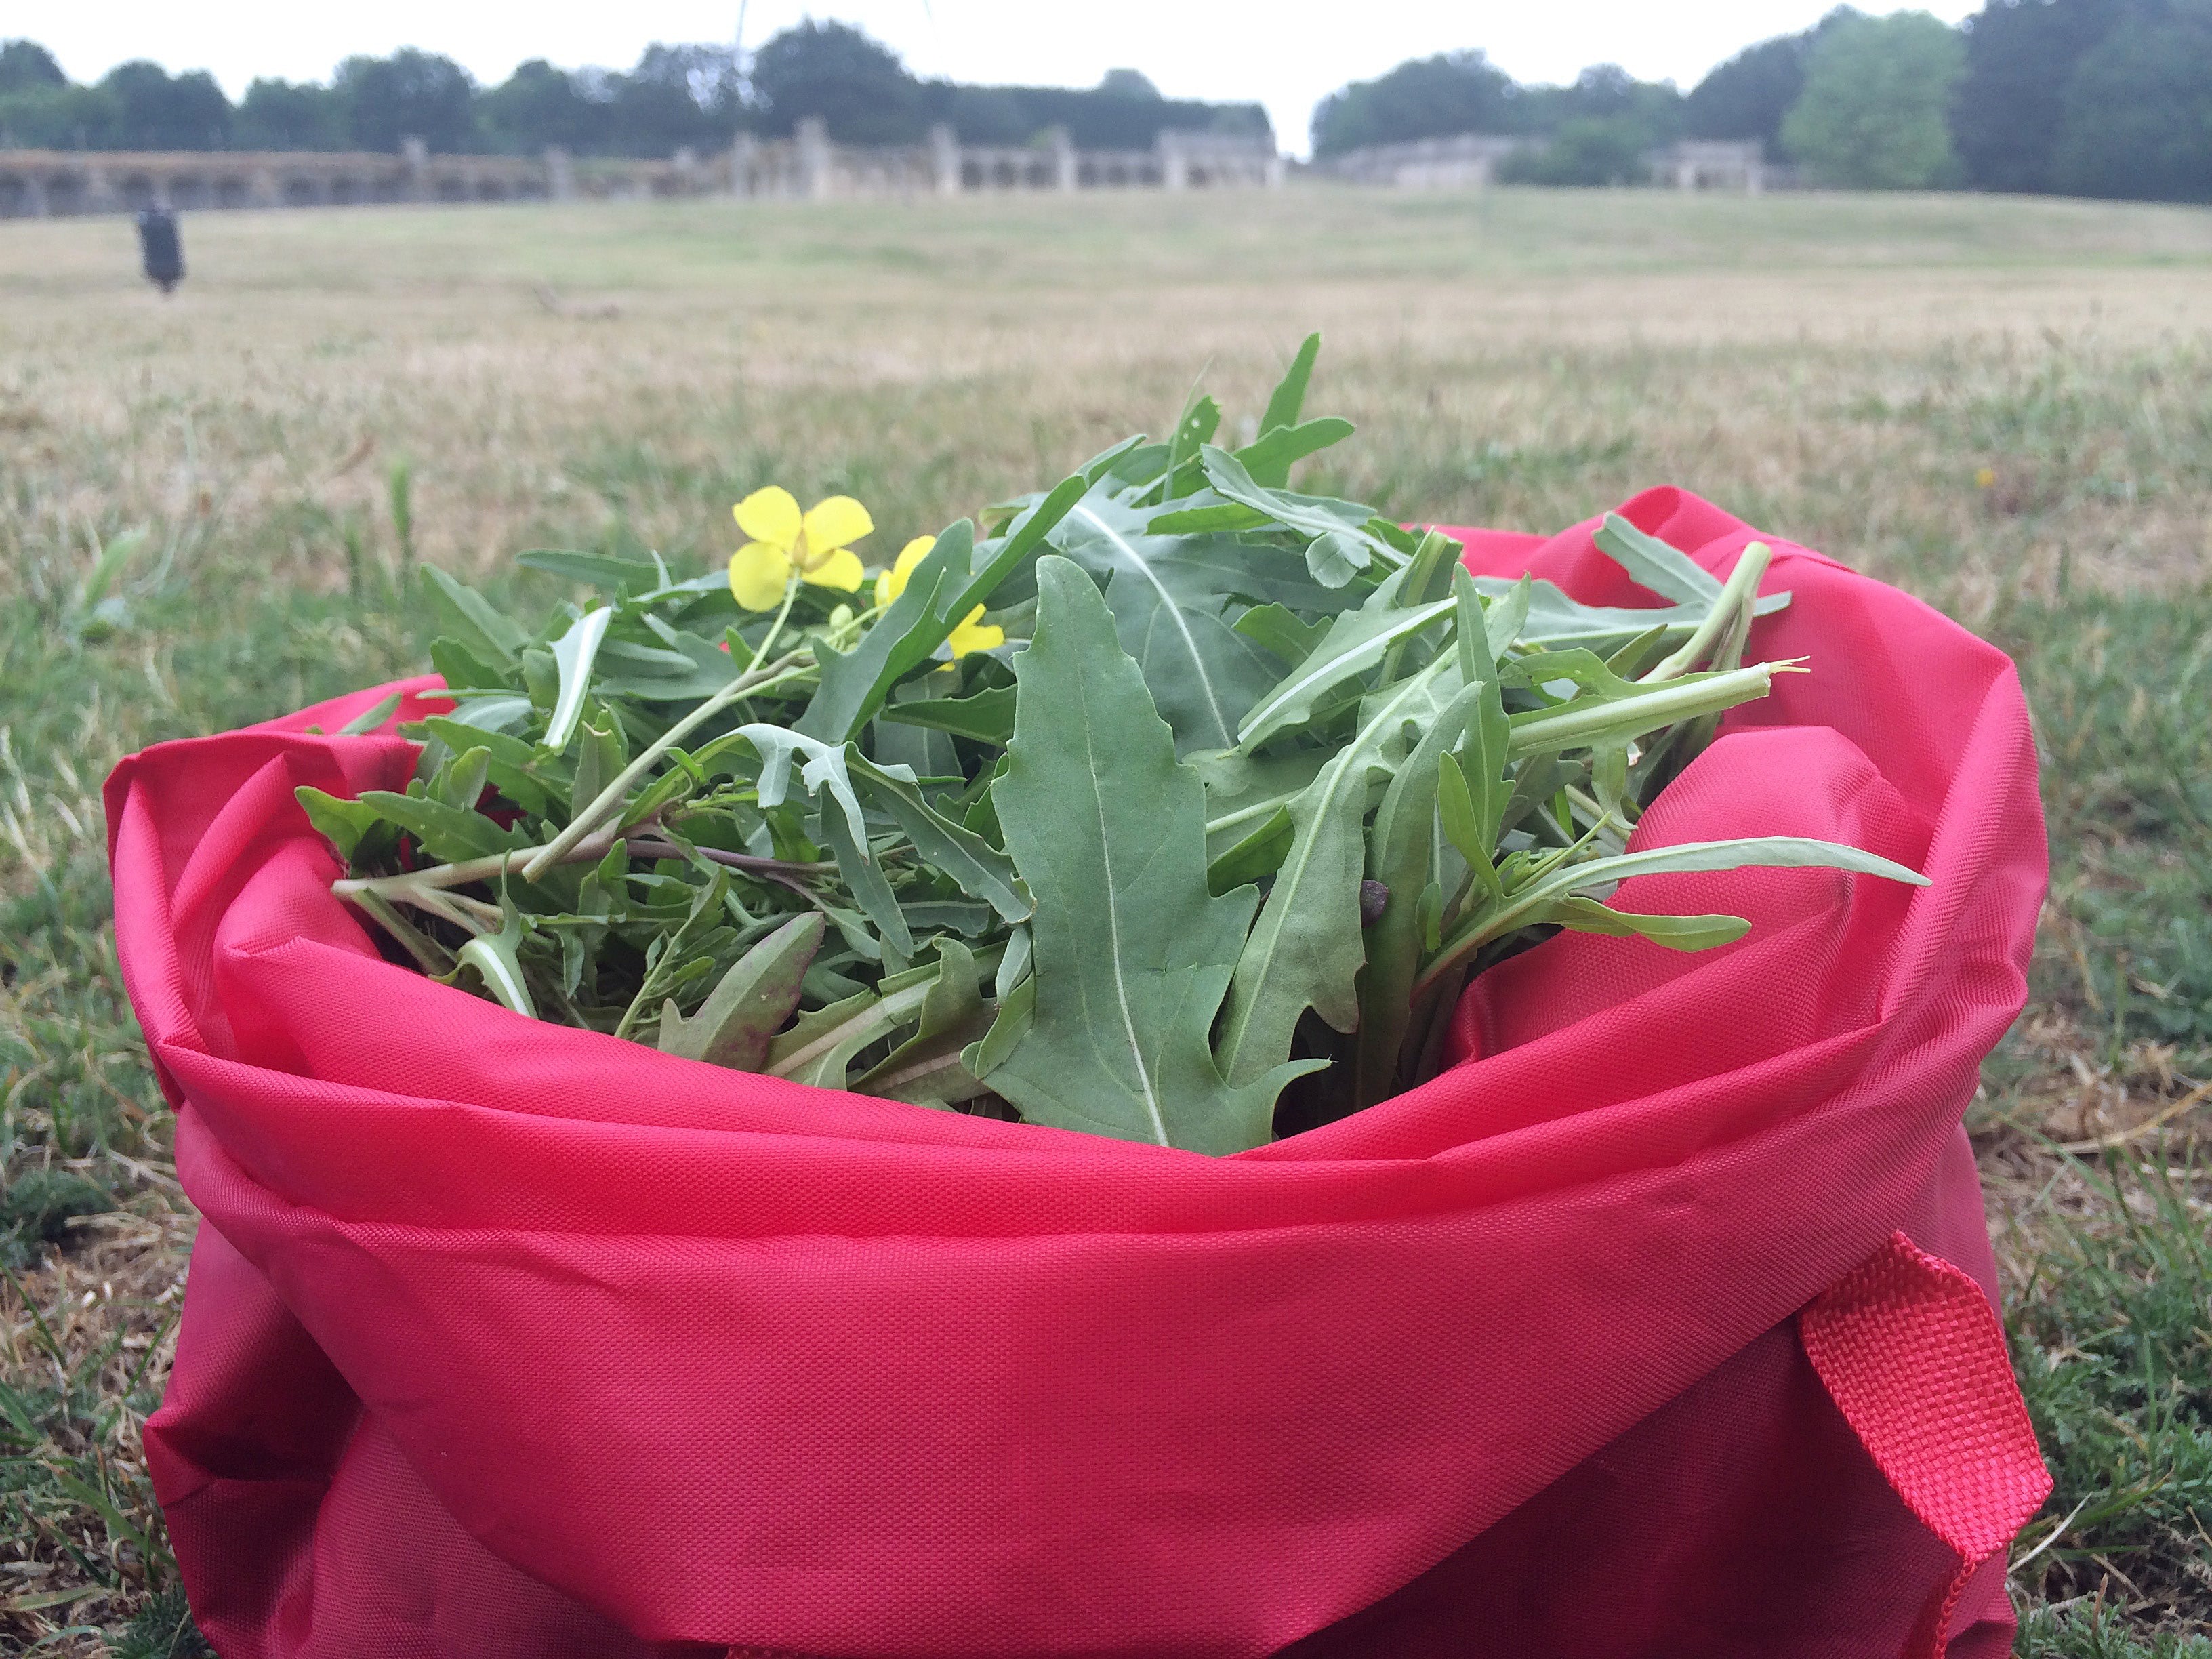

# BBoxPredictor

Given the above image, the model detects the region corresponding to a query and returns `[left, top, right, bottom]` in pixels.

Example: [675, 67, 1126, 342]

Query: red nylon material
[109, 487, 2049, 1658]
[1802, 1231, 2055, 1659]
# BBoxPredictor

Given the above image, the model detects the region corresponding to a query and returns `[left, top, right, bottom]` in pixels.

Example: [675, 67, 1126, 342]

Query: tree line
[0, 24, 1265, 160]
[1314, 0, 2212, 201]
[3, 4, 2203, 202]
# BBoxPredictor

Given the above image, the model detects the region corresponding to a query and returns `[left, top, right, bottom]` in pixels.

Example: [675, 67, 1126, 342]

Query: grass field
[3, 185, 2210, 1656]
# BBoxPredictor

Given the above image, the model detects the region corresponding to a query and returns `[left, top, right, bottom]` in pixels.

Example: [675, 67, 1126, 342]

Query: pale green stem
[1643, 541, 1772, 682]
[522, 653, 807, 881]
[1507, 662, 1786, 758]
[746, 573, 804, 674]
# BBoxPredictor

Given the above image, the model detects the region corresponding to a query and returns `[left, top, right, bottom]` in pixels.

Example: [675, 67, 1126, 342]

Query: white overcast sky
[21, 3, 1977, 156]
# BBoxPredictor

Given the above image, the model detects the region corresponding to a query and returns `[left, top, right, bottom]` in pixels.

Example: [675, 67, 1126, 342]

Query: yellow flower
[876, 535, 1005, 658]
[1974, 467, 1997, 489]
[728, 487, 872, 611]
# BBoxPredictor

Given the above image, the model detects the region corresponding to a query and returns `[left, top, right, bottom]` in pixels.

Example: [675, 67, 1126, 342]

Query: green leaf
[1145, 498, 1271, 536]
[814, 804, 913, 960]
[1305, 529, 1367, 588]
[1206, 803, 1294, 895]
[430, 636, 508, 693]
[1233, 602, 1328, 665]
[1054, 497, 1287, 754]
[854, 938, 996, 1105]
[1419, 835, 1931, 996]
[1535, 895, 1752, 952]
[1217, 659, 1458, 1088]
[334, 692, 403, 736]
[544, 606, 612, 753]
[798, 520, 975, 743]
[517, 548, 660, 591]
[1590, 513, 1725, 605]
[962, 971, 1034, 1080]
[455, 901, 538, 1018]
[849, 752, 1030, 923]
[419, 717, 557, 815]
[419, 565, 525, 668]
[353, 788, 522, 863]
[1236, 595, 1456, 751]
[878, 685, 1016, 744]
[1258, 331, 1321, 436]
[946, 472, 1086, 619]
[1193, 745, 1332, 859]
[432, 745, 490, 812]
[765, 975, 937, 1090]
[742, 724, 876, 848]
[295, 785, 384, 861]
[1353, 680, 1489, 1106]
[1163, 392, 1221, 493]
[657, 912, 825, 1070]
[570, 710, 626, 821]
[988, 557, 1314, 1153]
[1198, 445, 1386, 567]
[1235, 417, 1355, 491]
[1507, 662, 1782, 758]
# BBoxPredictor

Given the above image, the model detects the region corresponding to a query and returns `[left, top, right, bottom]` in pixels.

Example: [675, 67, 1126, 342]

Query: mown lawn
[2, 186, 2209, 1655]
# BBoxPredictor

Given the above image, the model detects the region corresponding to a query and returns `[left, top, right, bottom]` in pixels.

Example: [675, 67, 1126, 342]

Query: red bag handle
[1800, 1232, 2052, 1658]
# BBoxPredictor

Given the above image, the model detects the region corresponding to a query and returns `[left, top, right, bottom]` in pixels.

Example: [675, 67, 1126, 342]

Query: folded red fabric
[108, 487, 2049, 1658]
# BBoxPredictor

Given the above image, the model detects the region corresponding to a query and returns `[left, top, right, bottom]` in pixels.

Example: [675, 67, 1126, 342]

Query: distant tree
[235, 78, 345, 150]
[936, 81, 1267, 148]
[0, 81, 112, 148]
[1498, 115, 1654, 184]
[1782, 10, 1967, 186]
[1952, 0, 2141, 191]
[478, 60, 602, 153]
[748, 20, 921, 144]
[0, 38, 66, 94]
[100, 61, 232, 150]
[1098, 68, 1161, 100]
[1686, 36, 1809, 150]
[1310, 51, 1519, 156]
[2053, 4, 2212, 199]
[600, 44, 739, 155]
[334, 48, 476, 152]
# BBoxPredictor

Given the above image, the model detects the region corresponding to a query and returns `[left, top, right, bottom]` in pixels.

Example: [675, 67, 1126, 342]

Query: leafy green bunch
[302, 337, 1926, 1153]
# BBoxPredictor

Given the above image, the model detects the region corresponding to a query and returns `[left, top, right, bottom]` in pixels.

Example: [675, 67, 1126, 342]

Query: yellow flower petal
[800, 495, 874, 556]
[945, 607, 1004, 659]
[729, 541, 794, 611]
[734, 486, 802, 552]
[877, 535, 935, 608]
[802, 545, 865, 593]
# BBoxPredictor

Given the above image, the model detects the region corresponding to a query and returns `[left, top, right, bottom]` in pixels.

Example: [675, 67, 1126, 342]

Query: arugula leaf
[1236, 595, 1456, 751]
[1216, 659, 1460, 1089]
[987, 557, 1316, 1152]
[544, 606, 612, 753]
[420, 565, 525, 669]
[1054, 496, 1286, 755]
[848, 752, 1029, 923]
[798, 520, 976, 743]
[657, 912, 824, 1069]
[878, 685, 1017, 744]
[1258, 331, 1321, 438]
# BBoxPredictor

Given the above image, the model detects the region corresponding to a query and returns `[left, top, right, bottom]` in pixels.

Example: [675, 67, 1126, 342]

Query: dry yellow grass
[5, 186, 2209, 618]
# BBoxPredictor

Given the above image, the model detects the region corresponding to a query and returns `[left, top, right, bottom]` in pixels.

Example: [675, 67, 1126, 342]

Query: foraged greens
[304, 337, 1927, 1152]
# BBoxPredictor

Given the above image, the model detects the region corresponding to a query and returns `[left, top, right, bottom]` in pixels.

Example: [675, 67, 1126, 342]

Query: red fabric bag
[108, 487, 2051, 1659]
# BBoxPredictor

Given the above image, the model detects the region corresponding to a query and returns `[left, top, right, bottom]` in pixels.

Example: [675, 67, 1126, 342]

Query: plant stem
[522, 653, 806, 881]
[334, 829, 619, 899]
[747, 574, 803, 674]
[1644, 541, 1771, 682]
[1507, 662, 1782, 758]
[623, 836, 836, 877]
